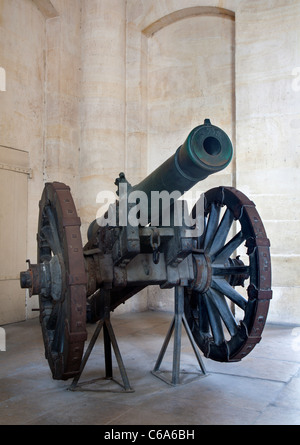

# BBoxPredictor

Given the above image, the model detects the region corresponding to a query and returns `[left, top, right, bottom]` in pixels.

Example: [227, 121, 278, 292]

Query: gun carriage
[20, 119, 272, 383]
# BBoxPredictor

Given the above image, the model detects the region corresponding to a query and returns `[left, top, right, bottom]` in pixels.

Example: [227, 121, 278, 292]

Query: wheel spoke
[211, 277, 247, 311]
[203, 292, 225, 345]
[51, 304, 65, 354]
[209, 208, 234, 257]
[197, 292, 210, 335]
[46, 302, 58, 330]
[40, 225, 60, 256]
[203, 203, 221, 250]
[212, 230, 246, 264]
[44, 206, 62, 256]
[206, 288, 238, 337]
[212, 264, 250, 276]
[37, 229, 52, 261]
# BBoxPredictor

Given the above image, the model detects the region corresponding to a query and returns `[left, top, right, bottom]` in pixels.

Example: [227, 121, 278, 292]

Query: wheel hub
[192, 252, 249, 294]
[192, 253, 212, 293]
[20, 255, 63, 301]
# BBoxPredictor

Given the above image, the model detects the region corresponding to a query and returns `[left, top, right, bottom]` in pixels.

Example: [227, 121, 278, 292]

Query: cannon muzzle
[132, 119, 233, 198]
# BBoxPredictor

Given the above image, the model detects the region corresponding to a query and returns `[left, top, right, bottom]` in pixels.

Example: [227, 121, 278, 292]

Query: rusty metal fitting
[192, 253, 212, 293]
[20, 256, 62, 301]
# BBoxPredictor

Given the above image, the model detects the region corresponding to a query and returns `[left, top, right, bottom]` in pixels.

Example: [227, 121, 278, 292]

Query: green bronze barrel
[132, 119, 233, 197]
[87, 119, 233, 237]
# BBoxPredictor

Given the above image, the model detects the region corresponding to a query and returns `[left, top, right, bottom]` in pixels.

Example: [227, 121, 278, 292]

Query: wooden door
[0, 146, 30, 325]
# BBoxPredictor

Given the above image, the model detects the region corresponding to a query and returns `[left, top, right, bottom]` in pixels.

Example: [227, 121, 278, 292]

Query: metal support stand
[152, 285, 208, 386]
[69, 290, 133, 392]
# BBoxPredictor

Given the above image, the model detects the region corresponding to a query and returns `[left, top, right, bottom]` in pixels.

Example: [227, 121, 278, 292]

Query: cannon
[20, 119, 272, 382]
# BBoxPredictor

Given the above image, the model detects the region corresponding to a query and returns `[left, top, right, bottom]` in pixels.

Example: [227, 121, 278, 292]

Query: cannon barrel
[132, 119, 233, 198]
[94, 118, 233, 230]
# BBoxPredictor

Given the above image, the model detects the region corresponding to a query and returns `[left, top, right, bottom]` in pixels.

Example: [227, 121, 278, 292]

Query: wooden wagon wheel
[21, 183, 87, 379]
[185, 186, 272, 362]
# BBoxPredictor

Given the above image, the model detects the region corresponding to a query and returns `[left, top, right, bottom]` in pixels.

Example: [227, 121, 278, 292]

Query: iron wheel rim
[37, 182, 87, 379]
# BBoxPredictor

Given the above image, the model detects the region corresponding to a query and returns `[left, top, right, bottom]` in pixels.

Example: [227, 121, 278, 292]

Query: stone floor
[0, 310, 299, 425]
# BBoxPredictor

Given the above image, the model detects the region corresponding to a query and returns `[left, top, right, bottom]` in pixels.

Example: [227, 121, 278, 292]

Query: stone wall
[80, 0, 127, 235]
[0, 0, 299, 324]
[235, 0, 300, 324]
[0, 0, 46, 323]
[0, 0, 82, 322]
[141, 10, 235, 312]
[124, 0, 300, 324]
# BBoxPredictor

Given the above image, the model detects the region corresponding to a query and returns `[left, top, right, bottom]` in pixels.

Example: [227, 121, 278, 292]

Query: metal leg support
[69, 290, 133, 392]
[152, 285, 208, 386]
